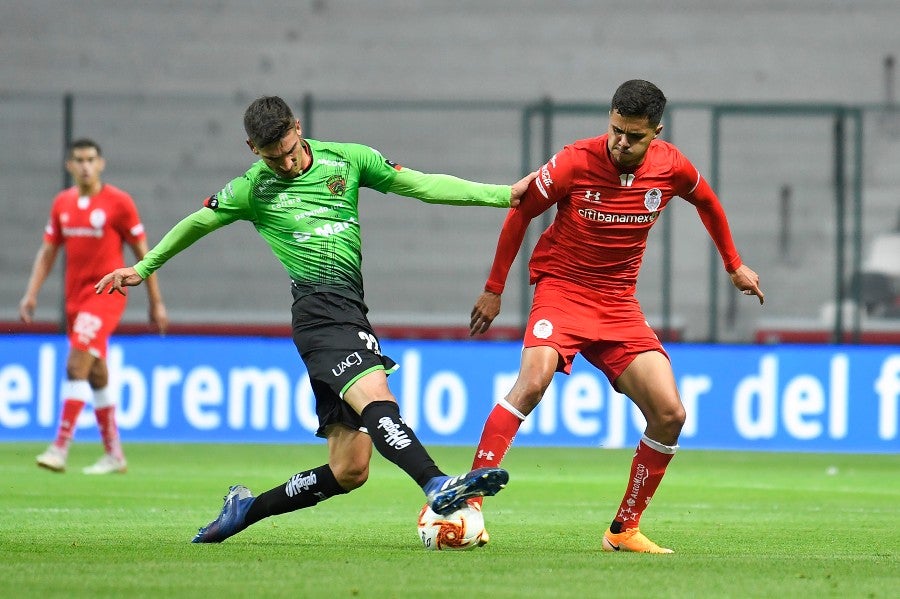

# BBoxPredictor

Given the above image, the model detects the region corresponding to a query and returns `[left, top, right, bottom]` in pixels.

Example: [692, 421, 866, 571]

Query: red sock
[613, 437, 676, 531]
[53, 399, 86, 452]
[94, 406, 124, 460]
[470, 403, 524, 506]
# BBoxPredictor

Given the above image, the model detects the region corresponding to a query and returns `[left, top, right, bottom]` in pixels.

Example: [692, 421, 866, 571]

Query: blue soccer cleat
[424, 467, 509, 515]
[191, 485, 256, 543]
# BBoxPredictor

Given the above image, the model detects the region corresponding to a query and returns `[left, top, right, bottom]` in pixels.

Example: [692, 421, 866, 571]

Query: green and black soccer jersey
[133, 139, 512, 303]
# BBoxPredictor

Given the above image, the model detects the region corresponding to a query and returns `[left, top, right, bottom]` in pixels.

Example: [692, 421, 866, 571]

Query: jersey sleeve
[354, 143, 511, 207]
[387, 168, 511, 207]
[668, 149, 742, 272]
[131, 174, 252, 279]
[43, 195, 64, 245]
[133, 208, 225, 279]
[114, 191, 146, 244]
[681, 173, 742, 273]
[484, 154, 564, 293]
[355, 144, 402, 192]
[669, 148, 703, 197]
[202, 174, 256, 225]
[483, 208, 533, 294]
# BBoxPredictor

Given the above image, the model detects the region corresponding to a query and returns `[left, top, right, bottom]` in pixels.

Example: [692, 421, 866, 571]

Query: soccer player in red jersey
[468, 80, 765, 553]
[20, 139, 168, 474]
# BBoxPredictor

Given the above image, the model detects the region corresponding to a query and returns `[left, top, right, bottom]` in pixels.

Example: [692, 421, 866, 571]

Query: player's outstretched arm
[96, 208, 223, 298]
[470, 290, 502, 336]
[95, 267, 144, 296]
[729, 264, 765, 305]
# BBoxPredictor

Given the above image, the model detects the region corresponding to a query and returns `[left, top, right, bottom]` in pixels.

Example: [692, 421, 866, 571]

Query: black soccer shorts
[290, 289, 398, 438]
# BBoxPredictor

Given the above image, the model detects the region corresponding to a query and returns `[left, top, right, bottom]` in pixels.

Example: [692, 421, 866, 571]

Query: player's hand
[150, 302, 169, 335]
[18, 296, 36, 323]
[95, 267, 144, 296]
[470, 291, 502, 336]
[509, 171, 538, 208]
[729, 264, 765, 305]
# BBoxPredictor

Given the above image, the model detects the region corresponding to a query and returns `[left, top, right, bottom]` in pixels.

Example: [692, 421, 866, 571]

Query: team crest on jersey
[204, 194, 219, 210]
[327, 174, 347, 196]
[385, 159, 403, 171]
[644, 188, 662, 212]
[532, 319, 553, 339]
[89, 209, 107, 229]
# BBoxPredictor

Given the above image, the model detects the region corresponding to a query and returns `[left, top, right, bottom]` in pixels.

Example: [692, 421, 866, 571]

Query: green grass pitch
[1, 442, 897, 598]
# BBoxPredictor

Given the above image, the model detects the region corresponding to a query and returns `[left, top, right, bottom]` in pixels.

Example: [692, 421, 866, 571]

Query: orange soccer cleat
[601, 527, 674, 554]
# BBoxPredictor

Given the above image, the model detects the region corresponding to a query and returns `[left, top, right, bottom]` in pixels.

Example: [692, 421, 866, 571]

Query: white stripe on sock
[641, 434, 678, 455]
[92, 387, 113, 409]
[498, 398, 527, 421]
[61, 379, 93, 403]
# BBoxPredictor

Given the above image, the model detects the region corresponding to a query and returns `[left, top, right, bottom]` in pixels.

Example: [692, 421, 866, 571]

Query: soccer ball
[417, 502, 486, 550]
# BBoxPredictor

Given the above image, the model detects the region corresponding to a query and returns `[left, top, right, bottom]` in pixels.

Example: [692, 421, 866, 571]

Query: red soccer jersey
[486, 135, 742, 296]
[44, 184, 146, 310]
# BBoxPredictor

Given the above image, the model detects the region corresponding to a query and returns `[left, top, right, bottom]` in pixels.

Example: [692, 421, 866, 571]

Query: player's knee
[513, 374, 552, 411]
[645, 398, 685, 434]
[661, 403, 686, 433]
[333, 463, 369, 491]
[65, 365, 89, 380]
[88, 373, 108, 389]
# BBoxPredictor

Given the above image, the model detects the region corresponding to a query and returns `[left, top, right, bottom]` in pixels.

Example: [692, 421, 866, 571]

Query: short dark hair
[610, 80, 667, 126]
[243, 96, 296, 148]
[67, 138, 101, 158]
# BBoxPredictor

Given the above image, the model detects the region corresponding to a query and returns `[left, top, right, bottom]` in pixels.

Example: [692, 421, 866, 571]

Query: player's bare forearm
[149, 303, 169, 334]
[143, 274, 169, 333]
[470, 290, 502, 336]
[19, 243, 59, 322]
[95, 267, 144, 296]
[142, 270, 164, 307]
[729, 264, 765, 305]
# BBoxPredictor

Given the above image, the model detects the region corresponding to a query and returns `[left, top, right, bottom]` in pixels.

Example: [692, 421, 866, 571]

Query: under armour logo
[619, 173, 635, 187]
[583, 190, 602, 203]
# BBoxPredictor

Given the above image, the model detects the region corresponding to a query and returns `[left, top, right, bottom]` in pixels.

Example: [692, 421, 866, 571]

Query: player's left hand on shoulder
[509, 170, 538, 207]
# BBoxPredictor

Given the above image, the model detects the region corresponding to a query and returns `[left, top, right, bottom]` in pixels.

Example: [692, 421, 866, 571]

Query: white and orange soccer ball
[417, 501, 486, 550]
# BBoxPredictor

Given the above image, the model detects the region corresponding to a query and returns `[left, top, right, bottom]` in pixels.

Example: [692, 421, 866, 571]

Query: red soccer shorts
[65, 292, 126, 359]
[523, 277, 669, 388]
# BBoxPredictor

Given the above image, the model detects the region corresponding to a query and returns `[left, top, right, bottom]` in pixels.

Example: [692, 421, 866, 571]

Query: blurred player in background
[20, 138, 168, 474]
[96, 96, 534, 543]
[468, 80, 765, 553]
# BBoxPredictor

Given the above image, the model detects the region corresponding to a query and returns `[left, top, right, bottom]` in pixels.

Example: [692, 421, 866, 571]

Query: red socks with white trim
[610, 436, 677, 533]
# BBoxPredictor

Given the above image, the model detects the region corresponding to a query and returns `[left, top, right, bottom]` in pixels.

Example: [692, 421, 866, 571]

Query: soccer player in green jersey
[96, 96, 535, 543]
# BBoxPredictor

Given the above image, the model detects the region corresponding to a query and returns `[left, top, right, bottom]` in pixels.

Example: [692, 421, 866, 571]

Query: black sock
[244, 464, 347, 527]
[361, 400, 444, 487]
[609, 520, 623, 534]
